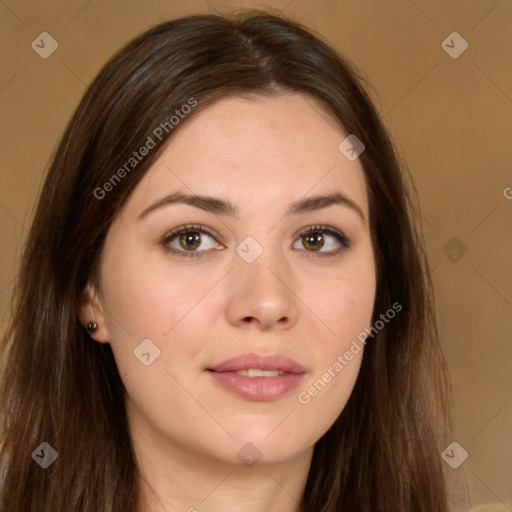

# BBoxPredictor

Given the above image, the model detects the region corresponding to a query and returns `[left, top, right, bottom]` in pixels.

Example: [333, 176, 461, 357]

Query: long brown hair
[0, 10, 451, 511]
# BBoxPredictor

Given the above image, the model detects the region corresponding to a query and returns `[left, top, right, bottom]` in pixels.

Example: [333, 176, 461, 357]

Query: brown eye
[302, 232, 324, 251]
[179, 231, 201, 251]
[161, 224, 221, 259]
[292, 225, 351, 257]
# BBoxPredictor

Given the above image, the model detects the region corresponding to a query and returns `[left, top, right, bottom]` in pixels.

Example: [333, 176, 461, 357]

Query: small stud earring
[86, 321, 98, 334]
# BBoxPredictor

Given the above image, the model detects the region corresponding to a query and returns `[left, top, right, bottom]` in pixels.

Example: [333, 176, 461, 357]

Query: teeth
[235, 369, 284, 377]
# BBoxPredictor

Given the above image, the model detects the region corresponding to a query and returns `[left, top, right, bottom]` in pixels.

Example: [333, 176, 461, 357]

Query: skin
[79, 93, 376, 512]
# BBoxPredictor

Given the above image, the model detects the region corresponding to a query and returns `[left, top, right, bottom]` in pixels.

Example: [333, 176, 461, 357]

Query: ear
[77, 281, 110, 344]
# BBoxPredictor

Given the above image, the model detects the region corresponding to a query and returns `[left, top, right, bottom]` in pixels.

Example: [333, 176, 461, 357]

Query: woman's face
[81, 93, 376, 468]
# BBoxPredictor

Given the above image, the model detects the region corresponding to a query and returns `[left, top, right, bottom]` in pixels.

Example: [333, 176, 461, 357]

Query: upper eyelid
[164, 224, 218, 241]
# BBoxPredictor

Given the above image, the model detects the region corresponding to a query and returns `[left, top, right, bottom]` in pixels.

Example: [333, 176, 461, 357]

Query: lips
[207, 353, 306, 374]
[206, 353, 306, 401]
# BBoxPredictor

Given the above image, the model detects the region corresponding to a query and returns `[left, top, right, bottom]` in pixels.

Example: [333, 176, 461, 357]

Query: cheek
[100, 241, 194, 335]
[99, 245, 218, 375]
[102, 265, 171, 336]
[311, 260, 376, 351]
[296, 256, 375, 424]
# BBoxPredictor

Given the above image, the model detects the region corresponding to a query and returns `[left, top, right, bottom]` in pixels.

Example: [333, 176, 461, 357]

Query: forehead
[122, 93, 369, 221]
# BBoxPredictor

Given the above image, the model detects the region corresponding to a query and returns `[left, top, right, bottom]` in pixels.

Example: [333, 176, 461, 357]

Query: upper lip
[207, 353, 306, 374]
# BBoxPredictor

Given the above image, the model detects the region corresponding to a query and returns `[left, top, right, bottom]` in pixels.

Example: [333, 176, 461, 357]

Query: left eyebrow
[137, 191, 366, 223]
[286, 192, 365, 223]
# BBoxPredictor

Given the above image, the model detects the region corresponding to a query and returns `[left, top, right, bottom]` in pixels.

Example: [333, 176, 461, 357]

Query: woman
[0, 10, 452, 512]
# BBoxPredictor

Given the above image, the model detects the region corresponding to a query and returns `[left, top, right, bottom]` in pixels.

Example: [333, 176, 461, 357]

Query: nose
[224, 244, 299, 331]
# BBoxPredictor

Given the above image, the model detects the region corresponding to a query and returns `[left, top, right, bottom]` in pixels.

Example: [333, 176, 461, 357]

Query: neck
[130, 415, 313, 512]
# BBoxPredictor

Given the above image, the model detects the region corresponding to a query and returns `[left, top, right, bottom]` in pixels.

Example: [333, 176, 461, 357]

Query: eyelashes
[159, 223, 351, 259]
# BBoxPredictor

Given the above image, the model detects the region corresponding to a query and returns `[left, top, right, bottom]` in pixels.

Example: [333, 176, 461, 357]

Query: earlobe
[77, 282, 110, 344]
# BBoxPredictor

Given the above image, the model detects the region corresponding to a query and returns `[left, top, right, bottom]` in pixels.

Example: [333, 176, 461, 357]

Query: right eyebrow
[138, 191, 240, 220]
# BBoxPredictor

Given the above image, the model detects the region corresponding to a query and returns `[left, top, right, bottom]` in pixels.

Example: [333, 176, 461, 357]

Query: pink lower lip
[207, 370, 305, 401]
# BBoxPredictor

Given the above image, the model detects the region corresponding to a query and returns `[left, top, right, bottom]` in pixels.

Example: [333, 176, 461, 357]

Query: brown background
[0, 1, 511, 510]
